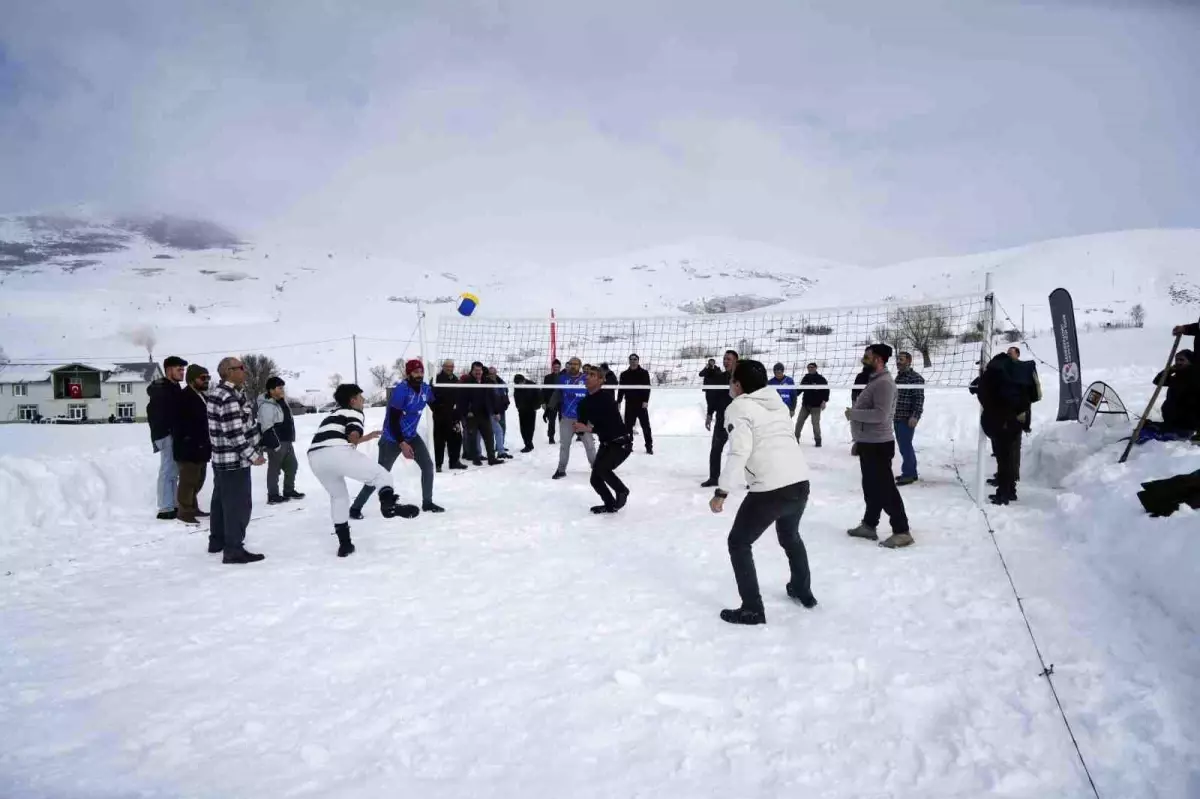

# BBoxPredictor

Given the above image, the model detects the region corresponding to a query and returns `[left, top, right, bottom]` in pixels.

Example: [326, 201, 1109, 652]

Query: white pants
[307, 446, 393, 525]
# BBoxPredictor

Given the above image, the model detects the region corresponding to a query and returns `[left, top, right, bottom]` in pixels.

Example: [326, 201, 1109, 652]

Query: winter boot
[157, 510, 177, 521]
[720, 606, 766, 626]
[847, 523, 879, 541]
[349, 508, 364, 521]
[879, 532, 914, 549]
[267, 495, 288, 505]
[207, 537, 224, 554]
[422, 501, 445, 513]
[334, 523, 355, 558]
[283, 490, 305, 499]
[379, 486, 420, 519]
[591, 504, 617, 514]
[700, 478, 719, 488]
[786, 582, 818, 609]
[222, 548, 265, 564]
[552, 470, 566, 480]
[614, 489, 629, 510]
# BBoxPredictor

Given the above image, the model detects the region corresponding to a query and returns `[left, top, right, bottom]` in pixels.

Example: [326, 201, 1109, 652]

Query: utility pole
[1021, 304, 1025, 336]
[352, 334, 358, 384]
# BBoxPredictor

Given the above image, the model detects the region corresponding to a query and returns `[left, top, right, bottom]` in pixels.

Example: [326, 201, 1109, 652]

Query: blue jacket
[768, 376, 797, 410]
[383, 380, 432, 443]
[558, 371, 588, 419]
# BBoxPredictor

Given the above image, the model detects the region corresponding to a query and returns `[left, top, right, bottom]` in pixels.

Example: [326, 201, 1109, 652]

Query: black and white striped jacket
[308, 407, 366, 454]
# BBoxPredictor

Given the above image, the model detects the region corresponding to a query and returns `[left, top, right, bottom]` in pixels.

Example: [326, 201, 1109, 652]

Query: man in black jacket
[147, 355, 188, 519]
[976, 353, 1024, 505]
[701, 350, 738, 488]
[543, 359, 562, 444]
[458, 361, 503, 466]
[795, 362, 829, 446]
[173, 364, 212, 524]
[1154, 350, 1200, 433]
[432, 360, 466, 471]
[576, 366, 632, 514]
[513, 374, 543, 452]
[618, 353, 653, 454]
[599, 362, 618, 386]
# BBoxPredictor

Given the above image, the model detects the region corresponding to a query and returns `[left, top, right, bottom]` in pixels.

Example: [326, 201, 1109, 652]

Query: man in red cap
[349, 358, 444, 517]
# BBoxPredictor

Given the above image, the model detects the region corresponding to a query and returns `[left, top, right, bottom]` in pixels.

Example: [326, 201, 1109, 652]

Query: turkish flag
[68, 383, 82, 399]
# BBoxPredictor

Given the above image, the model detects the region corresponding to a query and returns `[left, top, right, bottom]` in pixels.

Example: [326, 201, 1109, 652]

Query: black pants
[990, 431, 1019, 497]
[433, 417, 462, 468]
[351, 435, 435, 511]
[623, 402, 653, 450]
[464, 414, 496, 463]
[1011, 432, 1022, 482]
[518, 408, 538, 448]
[546, 408, 561, 442]
[728, 481, 811, 612]
[857, 441, 909, 533]
[590, 440, 632, 508]
[709, 409, 728, 481]
[210, 466, 253, 555]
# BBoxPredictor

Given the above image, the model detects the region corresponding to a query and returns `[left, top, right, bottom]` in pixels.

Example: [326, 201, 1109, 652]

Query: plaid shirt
[894, 368, 926, 420]
[207, 380, 262, 470]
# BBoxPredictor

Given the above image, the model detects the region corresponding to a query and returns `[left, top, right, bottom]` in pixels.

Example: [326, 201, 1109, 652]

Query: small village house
[0, 362, 163, 423]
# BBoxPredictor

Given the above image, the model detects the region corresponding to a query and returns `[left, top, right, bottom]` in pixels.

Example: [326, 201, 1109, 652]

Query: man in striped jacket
[206, 356, 267, 564]
[893, 351, 926, 486]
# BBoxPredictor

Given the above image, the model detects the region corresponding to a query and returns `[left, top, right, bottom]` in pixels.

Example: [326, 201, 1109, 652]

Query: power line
[995, 300, 1058, 372]
[2, 336, 355, 364]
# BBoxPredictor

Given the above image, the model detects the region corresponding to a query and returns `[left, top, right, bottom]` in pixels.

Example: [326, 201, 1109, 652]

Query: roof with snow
[0, 361, 159, 383]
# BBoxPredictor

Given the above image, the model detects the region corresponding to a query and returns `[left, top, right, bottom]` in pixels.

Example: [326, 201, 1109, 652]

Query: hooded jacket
[719, 386, 811, 496]
[848, 369, 897, 444]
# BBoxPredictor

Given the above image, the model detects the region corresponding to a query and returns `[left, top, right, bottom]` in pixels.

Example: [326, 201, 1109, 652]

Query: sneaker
[847, 523, 878, 541]
[879, 533, 914, 548]
[422, 501, 445, 513]
[283, 490, 305, 499]
[157, 510, 177, 521]
[222, 548, 266, 564]
[719, 607, 766, 626]
[786, 583, 818, 609]
[614, 489, 629, 510]
[700, 479, 719, 488]
[895, 476, 918, 486]
[552, 470, 566, 480]
[349, 509, 364, 521]
[267, 496, 289, 505]
[591, 504, 617, 514]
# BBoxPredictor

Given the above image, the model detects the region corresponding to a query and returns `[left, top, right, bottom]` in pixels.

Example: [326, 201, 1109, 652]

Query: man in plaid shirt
[207, 356, 267, 563]
[894, 351, 925, 486]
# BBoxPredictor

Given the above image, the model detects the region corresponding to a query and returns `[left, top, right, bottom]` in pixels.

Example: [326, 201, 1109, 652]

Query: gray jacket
[848, 369, 897, 444]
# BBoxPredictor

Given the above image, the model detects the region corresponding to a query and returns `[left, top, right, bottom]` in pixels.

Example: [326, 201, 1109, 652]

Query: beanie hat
[265, 376, 285, 391]
[185, 364, 208, 383]
[405, 359, 423, 375]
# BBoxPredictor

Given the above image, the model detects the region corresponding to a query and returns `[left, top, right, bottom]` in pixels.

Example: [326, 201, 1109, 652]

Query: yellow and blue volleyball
[457, 292, 479, 317]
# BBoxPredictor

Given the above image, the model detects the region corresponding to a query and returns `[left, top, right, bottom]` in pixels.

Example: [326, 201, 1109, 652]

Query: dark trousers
[547, 408, 561, 442]
[1011, 432, 1022, 482]
[623, 402, 653, 450]
[351, 435, 434, 512]
[728, 481, 811, 612]
[176, 460, 207, 521]
[857, 441, 910, 533]
[709, 409, 729, 481]
[210, 467, 253, 554]
[590, 440, 632, 507]
[266, 441, 298, 498]
[518, 408, 538, 448]
[433, 417, 462, 468]
[464, 414, 496, 462]
[990, 431, 1020, 497]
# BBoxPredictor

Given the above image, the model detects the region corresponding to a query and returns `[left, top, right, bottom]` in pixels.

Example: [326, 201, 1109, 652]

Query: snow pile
[1022, 414, 1130, 488]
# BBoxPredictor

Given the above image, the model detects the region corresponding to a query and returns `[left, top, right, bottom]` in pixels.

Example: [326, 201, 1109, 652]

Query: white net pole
[975, 273, 996, 507]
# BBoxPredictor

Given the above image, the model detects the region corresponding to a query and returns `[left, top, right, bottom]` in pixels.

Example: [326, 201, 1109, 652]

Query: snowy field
[3, 327, 1199, 798]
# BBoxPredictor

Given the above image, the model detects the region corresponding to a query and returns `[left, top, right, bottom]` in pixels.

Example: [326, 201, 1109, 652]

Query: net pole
[976, 272, 995, 507]
[417, 302, 430, 373]
[549, 309, 558, 371]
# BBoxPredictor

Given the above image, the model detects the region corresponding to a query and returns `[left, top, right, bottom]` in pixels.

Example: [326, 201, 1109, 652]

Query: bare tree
[1131, 303, 1146, 328]
[240, 353, 278, 398]
[369, 364, 394, 394]
[885, 304, 953, 368]
[0, 344, 8, 364]
[328, 372, 343, 391]
[125, 326, 157, 363]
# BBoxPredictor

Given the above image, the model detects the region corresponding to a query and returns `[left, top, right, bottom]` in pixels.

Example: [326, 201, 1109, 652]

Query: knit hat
[867, 343, 893, 362]
[185, 364, 209, 383]
[405, 358, 423, 375]
[265, 376, 285, 391]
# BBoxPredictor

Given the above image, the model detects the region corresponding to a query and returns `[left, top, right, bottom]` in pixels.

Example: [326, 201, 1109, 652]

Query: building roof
[0, 361, 159, 384]
[0, 364, 52, 383]
[108, 362, 160, 383]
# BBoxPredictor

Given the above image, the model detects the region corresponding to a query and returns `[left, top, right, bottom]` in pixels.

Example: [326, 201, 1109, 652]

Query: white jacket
[719, 386, 811, 495]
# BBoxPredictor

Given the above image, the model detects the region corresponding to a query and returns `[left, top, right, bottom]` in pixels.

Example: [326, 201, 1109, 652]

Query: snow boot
[786, 583, 818, 609]
[267, 495, 288, 505]
[552, 470, 566, 480]
[847, 523, 879, 541]
[591, 504, 617, 514]
[521, 445, 534, 453]
[422, 501, 445, 513]
[349, 508, 364, 521]
[700, 478, 719, 488]
[157, 510, 177, 521]
[222, 548, 265, 564]
[379, 487, 420, 519]
[720, 606, 766, 626]
[879, 533, 914, 549]
[334, 523, 355, 558]
[614, 489, 629, 510]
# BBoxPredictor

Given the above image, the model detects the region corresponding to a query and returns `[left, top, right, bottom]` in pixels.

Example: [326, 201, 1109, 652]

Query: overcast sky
[1, 0, 1197, 267]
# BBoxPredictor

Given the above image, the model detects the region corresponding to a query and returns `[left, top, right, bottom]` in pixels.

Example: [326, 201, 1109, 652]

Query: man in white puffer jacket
[710, 359, 815, 626]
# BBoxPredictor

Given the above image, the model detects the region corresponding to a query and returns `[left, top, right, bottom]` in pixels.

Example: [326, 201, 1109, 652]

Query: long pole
[976, 272, 995, 506]
[352, 334, 358, 384]
[417, 303, 430, 374]
[1118, 334, 1181, 464]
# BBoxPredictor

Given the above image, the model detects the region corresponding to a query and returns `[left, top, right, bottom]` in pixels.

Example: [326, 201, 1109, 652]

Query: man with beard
[543, 359, 563, 444]
[173, 364, 212, 525]
[147, 355, 187, 519]
[701, 349, 738, 488]
[575, 366, 632, 513]
[431, 359, 466, 472]
[458, 361, 505, 466]
[513, 374, 543, 452]
[893, 352, 925, 486]
[618, 353, 653, 454]
[552, 357, 596, 479]
[350, 359, 444, 519]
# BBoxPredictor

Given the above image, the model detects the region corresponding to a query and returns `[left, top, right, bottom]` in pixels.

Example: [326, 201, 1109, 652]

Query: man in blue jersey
[768, 363, 797, 415]
[552, 356, 597, 479]
[349, 359, 444, 518]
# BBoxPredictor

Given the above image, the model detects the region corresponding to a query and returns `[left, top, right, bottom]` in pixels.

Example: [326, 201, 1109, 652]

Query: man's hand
[453, 422, 462, 433]
[400, 441, 415, 460]
[789, 406, 796, 418]
[1173, 325, 1185, 336]
[908, 417, 918, 428]
[573, 421, 591, 433]
[362, 430, 381, 442]
[641, 402, 648, 410]
[542, 411, 550, 422]
[851, 443, 858, 457]
[705, 416, 713, 432]
[821, 402, 827, 410]
[844, 408, 852, 420]
[251, 455, 266, 466]
[709, 495, 725, 514]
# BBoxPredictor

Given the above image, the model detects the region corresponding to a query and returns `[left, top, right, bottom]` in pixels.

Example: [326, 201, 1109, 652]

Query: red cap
[405, 359, 423, 375]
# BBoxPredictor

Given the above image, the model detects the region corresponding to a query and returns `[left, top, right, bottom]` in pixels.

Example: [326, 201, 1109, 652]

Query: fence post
[352, 334, 358, 385]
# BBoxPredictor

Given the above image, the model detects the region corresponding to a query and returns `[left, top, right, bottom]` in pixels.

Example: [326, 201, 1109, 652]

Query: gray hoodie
[848, 369, 897, 444]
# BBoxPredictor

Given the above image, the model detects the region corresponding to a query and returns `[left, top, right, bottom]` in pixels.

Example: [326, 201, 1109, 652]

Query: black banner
[1049, 287, 1082, 421]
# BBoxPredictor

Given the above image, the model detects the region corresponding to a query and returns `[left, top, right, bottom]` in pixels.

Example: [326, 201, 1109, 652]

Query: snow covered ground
[3, 322, 1199, 796]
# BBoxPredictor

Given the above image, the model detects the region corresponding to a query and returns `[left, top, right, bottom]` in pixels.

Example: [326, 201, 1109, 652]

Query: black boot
[422, 501, 445, 513]
[222, 548, 265, 564]
[283, 490, 305, 499]
[267, 495, 288, 505]
[349, 508, 364, 521]
[379, 487, 420, 519]
[614, 489, 629, 509]
[207, 537, 224, 554]
[786, 582, 818, 609]
[700, 478, 718, 488]
[591, 504, 617, 514]
[720, 606, 766, 625]
[334, 522, 355, 557]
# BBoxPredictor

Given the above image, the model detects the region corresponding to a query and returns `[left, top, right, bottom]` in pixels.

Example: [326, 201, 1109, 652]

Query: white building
[0, 362, 163, 423]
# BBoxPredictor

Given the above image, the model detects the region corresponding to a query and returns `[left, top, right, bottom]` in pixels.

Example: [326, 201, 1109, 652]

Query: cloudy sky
[0, 0, 1197, 267]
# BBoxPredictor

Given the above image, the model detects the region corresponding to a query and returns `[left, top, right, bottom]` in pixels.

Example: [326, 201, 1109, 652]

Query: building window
[13, 383, 28, 397]
[68, 404, 87, 421]
[119, 382, 133, 395]
[117, 402, 136, 420]
[17, 404, 39, 422]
